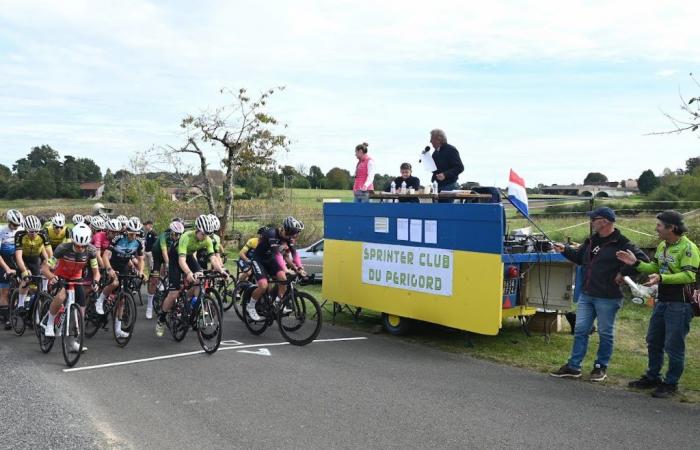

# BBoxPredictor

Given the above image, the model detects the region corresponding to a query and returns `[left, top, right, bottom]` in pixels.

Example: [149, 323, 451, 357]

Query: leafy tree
[245, 175, 273, 198]
[291, 177, 311, 189]
[75, 157, 102, 181]
[324, 167, 352, 190]
[0, 164, 11, 180]
[307, 165, 325, 188]
[373, 173, 394, 192]
[638, 169, 660, 194]
[583, 172, 608, 185]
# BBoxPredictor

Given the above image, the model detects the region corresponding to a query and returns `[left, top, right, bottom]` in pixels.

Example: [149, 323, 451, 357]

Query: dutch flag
[507, 169, 529, 217]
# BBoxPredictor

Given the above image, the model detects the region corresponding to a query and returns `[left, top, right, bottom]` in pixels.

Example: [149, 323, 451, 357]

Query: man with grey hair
[430, 129, 464, 202]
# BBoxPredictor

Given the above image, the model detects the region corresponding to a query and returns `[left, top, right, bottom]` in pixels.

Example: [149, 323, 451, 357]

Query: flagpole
[500, 189, 554, 242]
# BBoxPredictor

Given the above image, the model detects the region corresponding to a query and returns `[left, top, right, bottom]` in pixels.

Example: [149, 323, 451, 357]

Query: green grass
[300, 283, 700, 402]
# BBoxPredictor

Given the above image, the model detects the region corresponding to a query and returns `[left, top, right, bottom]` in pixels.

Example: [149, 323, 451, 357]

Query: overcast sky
[1, 0, 699, 187]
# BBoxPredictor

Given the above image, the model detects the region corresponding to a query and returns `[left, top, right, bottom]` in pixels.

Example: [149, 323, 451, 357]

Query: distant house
[80, 182, 105, 199]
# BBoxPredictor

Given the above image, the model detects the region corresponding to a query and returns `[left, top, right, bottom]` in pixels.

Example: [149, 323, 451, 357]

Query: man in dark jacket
[430, 129, 463, 203]
[385, 163, 421, 203]
[550, 207, 648, 382]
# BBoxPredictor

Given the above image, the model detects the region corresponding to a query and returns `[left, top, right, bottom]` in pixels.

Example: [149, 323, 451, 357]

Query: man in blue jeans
[617, 210, 699, 398]
[550, 207, 647, 381]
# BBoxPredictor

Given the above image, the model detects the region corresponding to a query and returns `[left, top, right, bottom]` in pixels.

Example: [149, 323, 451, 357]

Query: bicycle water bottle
[190, 295, 197, 309]
[390, 180, 396, 194]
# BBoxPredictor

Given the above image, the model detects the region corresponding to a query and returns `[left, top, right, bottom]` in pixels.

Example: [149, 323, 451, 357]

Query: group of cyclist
[0, 203, 309, 355]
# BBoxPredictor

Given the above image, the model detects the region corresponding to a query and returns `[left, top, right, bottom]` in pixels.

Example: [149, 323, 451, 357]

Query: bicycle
[85, 273, 139, 347]
[37, 279, 86, 367]
[151, 273, 169, 318]
[166, 270, 225, 354]
[9, 275, 49, 337]
[240, 273, 321, 346]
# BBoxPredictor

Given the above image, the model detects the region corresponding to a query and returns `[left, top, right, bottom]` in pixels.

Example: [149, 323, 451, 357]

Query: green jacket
[636, 235, 700, 301]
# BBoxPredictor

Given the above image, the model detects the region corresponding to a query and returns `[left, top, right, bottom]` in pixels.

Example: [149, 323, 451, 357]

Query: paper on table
[410, 219, 422, 243]
[397, 218, 409, 241]
[420, 149, 437, 173]
[424, 220, 437, 244]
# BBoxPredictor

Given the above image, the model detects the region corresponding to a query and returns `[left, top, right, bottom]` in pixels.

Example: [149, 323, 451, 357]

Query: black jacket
[562, 229, 649, 299]
[385, 176, 421, 203]
[431, 143, 464, 187]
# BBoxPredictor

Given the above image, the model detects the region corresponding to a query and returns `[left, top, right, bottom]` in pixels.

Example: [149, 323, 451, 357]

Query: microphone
[422, 146, 431, 154]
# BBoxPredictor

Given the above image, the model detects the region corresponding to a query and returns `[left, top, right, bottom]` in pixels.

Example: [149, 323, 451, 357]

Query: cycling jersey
[212, 233, 222, 253]
[14, 230, 48, 258]
[636, 235, 700, 302]
[241, 237, 259, 259]
[0, 225, 20, 257]
[46, 225, 69, 249]
[108, 235, 144, 264]
[254, 228, 300, 265]
[91, 230, 110, 252]
[49, 243, 99, 281]
[154, 231, 176, 255]
[177, 230, 214, 257]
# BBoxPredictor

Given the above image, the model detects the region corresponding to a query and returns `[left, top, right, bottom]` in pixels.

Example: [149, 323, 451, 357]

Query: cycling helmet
[116, 215, 128, 226]
[6, 209, 23, 226]
[99, 212, 110, 221]
[126, 218, 142, 232]
[83, 215, 93, 225]
[106, 218, 122, 232]
[169, 221, 185, 234]
[24, 215, 42, 232]
[93, 202, 106, 214]
[71, 223, 92, 245]
[91, 216, 106, 230]
[195, 214, 216, 234]
[52, 213, 66, 227]
[257, 226, 269, 235]
[72, 214, 84, 225]
[172, 216, 184, 223]
[129, 216, 141, 225]
[282, 216, 304, 234]
[208, 214, 221, 231]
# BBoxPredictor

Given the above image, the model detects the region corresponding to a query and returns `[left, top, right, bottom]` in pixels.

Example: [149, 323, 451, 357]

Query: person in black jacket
[549, 207, 648, 382]
[385, 163, 421, 203]
[430, 129, 464, 203]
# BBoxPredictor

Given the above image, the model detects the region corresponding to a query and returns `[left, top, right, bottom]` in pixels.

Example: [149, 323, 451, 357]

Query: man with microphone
[429, 129, 464, 203]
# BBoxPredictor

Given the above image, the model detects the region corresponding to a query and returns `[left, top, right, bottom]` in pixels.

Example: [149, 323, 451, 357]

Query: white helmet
[126, 218, 142, 232]
[106, 218, 122, 232]
[208, 214, 221, 231]
[71, 223, 92, 245]
[195, 214, 216, 234]
[72, 214, 84, 225]
[129, 216, 141, 225]
[99, 212, 110, 221]
[169, 221, 185, 234]
[6, 209, 23, 226]
[91, 216, 106, 230]
[52, 213, 66, 227]
[24, 215, 42, 232]
[116, 215, 128, 226]
[83, 215, 93, 224]
[282, 216, 304, 234]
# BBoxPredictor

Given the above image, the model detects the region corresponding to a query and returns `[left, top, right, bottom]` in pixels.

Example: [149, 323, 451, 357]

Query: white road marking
[220, 340, 244, 346]
[237, 348, 271, 356]
[62, 336, 368, 373]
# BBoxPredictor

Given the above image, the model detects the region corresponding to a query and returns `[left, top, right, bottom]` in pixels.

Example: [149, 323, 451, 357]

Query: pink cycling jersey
[91, 230, 110, 252]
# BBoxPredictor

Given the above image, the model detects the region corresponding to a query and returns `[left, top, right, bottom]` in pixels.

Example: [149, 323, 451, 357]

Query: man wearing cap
[617, 210, 699, 398]
[550, 207, 648, 381]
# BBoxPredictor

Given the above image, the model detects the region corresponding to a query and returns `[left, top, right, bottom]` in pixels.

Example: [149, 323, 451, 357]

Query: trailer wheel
[381, 313, 414, 336]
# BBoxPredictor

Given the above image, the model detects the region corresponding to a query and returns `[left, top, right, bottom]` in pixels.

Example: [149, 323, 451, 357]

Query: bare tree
[169, 87, 290, 237]
[648, 73, 700, 136]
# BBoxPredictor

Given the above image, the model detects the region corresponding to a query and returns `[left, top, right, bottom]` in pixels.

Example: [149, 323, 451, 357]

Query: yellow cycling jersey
[241, 237, 259, 258]
[46, 225, 69, 249]
[14, 230, 48, 258]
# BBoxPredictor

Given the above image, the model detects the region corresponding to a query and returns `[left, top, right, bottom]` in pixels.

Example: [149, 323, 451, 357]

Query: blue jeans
[645, 302, 694, 385]
[353, 190, 369, 203]
[567, 293, 623, 370]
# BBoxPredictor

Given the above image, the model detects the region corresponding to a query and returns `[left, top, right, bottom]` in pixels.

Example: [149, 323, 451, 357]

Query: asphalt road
[1, 298, 699, 450]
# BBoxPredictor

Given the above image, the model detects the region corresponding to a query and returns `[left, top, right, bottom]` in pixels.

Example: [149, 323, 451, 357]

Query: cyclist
[95, 219, 144, 338]
[40, 224, 100, 350]
[146, 221, 184, 319]
[0, 209, 23, 329]
[45, 213, 70, 252]
[13, 215, 50, 313]
[155, 215, 227, 337]
[89, 216, 109, 268]
[196, 214, 224, 270]
[143, 220, 158, 275]
[237, 226, 268, 283]
[246, 216, 306, 321]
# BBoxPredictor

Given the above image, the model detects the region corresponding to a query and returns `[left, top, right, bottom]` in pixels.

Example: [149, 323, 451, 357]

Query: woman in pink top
[353, 142, 375, 203]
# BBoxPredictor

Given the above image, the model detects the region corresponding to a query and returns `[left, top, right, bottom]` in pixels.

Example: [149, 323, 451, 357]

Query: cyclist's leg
[44, 286, 66, 337]
[0, 256, 16, 328]
[156, 248, 182, 334]
[185, 254, 202, 298]
[18, 257, 40, 310]
[146, 257, 162, 318]
[96, 260, 121, 314]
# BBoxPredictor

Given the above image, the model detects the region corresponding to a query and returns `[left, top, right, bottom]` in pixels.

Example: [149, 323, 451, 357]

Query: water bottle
[390, 180, 396, 194]
[190, 295, 197, 309]
[432, 181, 439, 194]
[401, 181, 407, 194]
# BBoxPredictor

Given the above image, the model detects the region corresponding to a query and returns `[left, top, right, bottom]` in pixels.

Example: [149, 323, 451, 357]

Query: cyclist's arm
[0, 255, 12, 272]
[14, 248, 27, 274]
[178, 254, 191, 275]
[40, 259, 54, 281]
[160, 239, 169, 264]
[103, 248, 114, 272]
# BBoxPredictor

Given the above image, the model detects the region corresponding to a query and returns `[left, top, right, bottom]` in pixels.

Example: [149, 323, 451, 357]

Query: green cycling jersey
[177, 230, 214, 257]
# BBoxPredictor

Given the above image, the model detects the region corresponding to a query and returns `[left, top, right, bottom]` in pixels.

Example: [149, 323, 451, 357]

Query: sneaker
[115, 328, 130, 339]
[69, 341, 87, 353]
[3, 320, 11, 331]
[590, 364, 607, 382]
[652, 383, 678, 398]
[145, 307, 153, 320]
[95, 299, 104, 315]
[549, 364, 582, 378]
[628, 375, 662, 390]
[155, 321, 165, 337]
[246, 303, 262, 321]
[43, 322, 55, 337]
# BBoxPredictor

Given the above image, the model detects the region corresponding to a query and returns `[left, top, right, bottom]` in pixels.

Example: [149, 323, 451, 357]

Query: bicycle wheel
[33, 293, 50, 338]
[206, 288, 223, 316]
[37, 299, 55, 353]
[113, 291, 136, 347]
[153, 287, 165, 317]
[231, 282, 249, 320]
[168, 299, 189, 342]
[61, 303, 84, 367]
[9, 290, 26, 336]
[241, 287, 270, 335]
[196, 295, 222, 354]
[277, 291, 322, 346]
[220, 279, 236, 312]
[84, 293, 103, 339]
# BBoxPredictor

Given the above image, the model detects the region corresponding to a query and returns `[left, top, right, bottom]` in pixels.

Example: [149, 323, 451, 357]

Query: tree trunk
[190, 140, 217, 216]
[220, 145, 236, 240]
